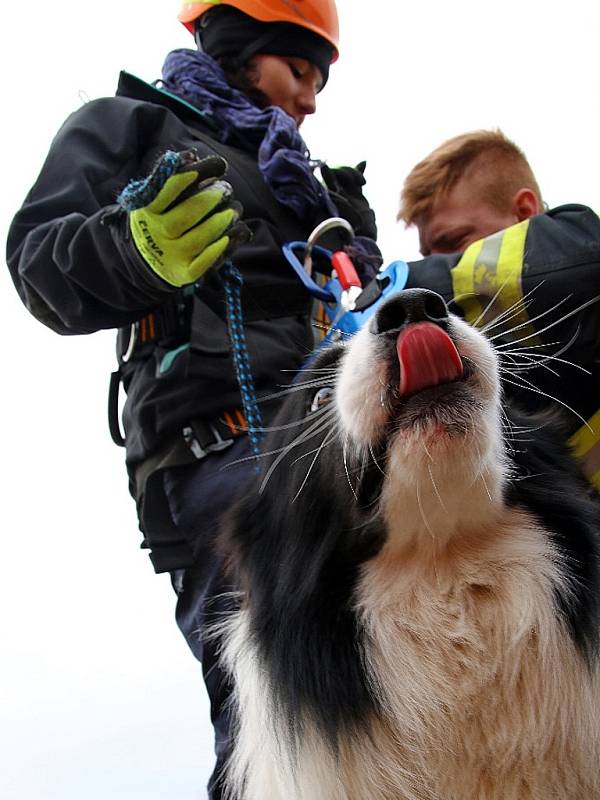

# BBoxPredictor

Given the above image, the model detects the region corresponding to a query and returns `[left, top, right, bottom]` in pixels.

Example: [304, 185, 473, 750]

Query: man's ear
[511, 188, 542, 221]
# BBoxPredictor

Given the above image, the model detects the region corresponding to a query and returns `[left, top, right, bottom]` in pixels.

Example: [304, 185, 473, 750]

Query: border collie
[219, 288, 600, 799]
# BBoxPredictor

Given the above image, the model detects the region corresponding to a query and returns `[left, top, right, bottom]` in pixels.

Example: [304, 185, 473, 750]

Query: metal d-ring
[303, 217, 355, 274]
[121, 322, 138, 363]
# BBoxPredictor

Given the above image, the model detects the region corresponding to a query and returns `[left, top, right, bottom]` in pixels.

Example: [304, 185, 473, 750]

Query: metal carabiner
[303, 217, 355, 275]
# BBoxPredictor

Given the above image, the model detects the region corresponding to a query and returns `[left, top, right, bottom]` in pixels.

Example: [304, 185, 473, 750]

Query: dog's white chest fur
[225, 518, 600, 800]
[354, 515, 600, 800]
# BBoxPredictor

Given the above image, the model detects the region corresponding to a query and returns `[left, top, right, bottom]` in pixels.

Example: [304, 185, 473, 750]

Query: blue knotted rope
[222, 261, 264, 468]
[117, 150, 182, 212]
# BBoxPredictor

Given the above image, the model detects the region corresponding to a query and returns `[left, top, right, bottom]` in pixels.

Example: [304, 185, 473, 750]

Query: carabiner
[303, 217, 355, 274]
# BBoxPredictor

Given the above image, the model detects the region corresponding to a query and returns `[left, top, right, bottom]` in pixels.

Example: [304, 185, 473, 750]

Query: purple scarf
[161, 49, 338, 222]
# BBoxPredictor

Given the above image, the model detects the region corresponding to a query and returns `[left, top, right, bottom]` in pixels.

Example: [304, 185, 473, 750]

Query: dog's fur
[218, 289, 600, 799]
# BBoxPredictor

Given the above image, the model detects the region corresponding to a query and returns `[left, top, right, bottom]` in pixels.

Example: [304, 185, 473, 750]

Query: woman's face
[249, 54, 323, 127]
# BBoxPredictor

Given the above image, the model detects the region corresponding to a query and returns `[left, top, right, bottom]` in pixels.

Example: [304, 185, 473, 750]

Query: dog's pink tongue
[397, 322, 464, 396]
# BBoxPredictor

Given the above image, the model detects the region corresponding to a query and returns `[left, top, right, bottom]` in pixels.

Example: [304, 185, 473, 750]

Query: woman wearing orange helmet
[7, 0, 377, 796]
[175, 0, 338, 123]
[179, 0, 339, 53]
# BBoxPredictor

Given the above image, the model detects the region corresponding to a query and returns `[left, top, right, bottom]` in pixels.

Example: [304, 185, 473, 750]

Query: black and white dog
[219, 289, 600, 799]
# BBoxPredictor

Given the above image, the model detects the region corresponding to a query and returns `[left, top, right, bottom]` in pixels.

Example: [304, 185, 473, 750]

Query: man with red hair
[399, 129, 543, 256]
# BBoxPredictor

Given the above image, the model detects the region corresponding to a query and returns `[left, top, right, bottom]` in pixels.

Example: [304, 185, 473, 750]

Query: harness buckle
[182, 422, 235, 460]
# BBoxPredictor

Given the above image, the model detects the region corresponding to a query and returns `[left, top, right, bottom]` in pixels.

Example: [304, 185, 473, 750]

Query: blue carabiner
[321, 259, 411, 340]
[283, 240, 410, 341]
[281, 241, 337, 303]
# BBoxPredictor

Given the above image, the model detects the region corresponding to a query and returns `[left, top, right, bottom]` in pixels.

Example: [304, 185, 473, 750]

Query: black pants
[163, 437, 253, 800]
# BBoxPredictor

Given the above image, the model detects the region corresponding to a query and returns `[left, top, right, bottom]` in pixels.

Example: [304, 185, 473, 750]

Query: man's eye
[310, 387, 334, 412]
[434, 233, 469, 254]
[289, 64, 302, 79]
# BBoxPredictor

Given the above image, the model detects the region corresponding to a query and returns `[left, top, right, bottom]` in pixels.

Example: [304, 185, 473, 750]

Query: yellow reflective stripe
[495, 220, 541, 347]
[569, 410, 600, 489]
[450, 238, 486, 326]
[496, 220, 528, 317]
[450, 219, 540, 345]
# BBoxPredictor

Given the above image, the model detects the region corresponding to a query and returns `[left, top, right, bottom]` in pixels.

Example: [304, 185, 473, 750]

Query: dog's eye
[310, 387, 334, 412]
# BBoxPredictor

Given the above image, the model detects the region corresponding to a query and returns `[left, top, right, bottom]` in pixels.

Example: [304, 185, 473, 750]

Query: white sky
[1, 1, 599, 798]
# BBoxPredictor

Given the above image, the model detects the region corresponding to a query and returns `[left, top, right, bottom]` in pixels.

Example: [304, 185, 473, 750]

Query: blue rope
[222, 261, 264, 468]
[116, 151, 182, 212]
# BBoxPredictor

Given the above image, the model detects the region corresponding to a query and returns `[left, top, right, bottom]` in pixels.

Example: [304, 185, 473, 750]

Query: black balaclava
[195, 6, 333, 87]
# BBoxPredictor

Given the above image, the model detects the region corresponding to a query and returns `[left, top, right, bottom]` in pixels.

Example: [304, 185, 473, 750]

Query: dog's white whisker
[280, 367, 339, 374]
[480, 297, 535, 336]
[499, 327, 590, 375]
[258, 411, 338, 494]
[474, 277, 538, 333]
[471, 276, 512, 328]
[292, 428, 338, 503]
[426, 462, 448, 513]
[342, 439, 359, 500]
[415, 480, 435, 541]
[289, 428, 337, 468]
[490, 293, 600, 348]
[259, 404, 336, 433]
[501, 373, 592, 431]
[480, 280, 544, 335]
[509, 351, 590, 375]
[369, 443, 387, 477]
[220, 412, 335, 471]
[259, 377, 336, 403]
[480, 470, 493, 503]
[422, 439, 434, 464]
[499, 355, 561, 378]
[486, 292, 572, 343]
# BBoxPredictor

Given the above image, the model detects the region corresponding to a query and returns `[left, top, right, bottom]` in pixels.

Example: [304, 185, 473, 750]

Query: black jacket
[8, 74, 332, 465]
[7, 72, 360, 569]
[7, 73, 334, 463]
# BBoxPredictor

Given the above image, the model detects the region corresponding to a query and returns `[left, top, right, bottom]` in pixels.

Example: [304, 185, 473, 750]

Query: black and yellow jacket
[405, 205, 600, 488]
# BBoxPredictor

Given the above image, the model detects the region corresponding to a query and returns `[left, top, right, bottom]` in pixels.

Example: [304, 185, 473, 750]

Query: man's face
[416, 174, 519, 257]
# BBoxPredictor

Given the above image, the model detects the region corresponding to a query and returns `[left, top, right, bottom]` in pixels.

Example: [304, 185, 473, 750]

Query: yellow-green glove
[123, 152, 250, 287]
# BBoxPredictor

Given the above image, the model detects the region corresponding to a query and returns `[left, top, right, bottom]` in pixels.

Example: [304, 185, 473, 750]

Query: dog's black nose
[373, 289, 449, 335]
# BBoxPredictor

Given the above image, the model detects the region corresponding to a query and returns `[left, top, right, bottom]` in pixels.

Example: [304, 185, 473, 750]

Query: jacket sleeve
[406, 204, 600, 356]
[6, 96, 180, 335]
[404, 204, 600, 434]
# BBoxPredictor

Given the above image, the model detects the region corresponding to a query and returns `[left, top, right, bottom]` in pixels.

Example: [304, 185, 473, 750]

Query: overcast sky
[2, 1, 599, 798]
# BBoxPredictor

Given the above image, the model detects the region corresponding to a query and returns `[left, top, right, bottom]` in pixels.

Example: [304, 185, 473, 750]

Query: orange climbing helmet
[178, 0, 339, 61]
